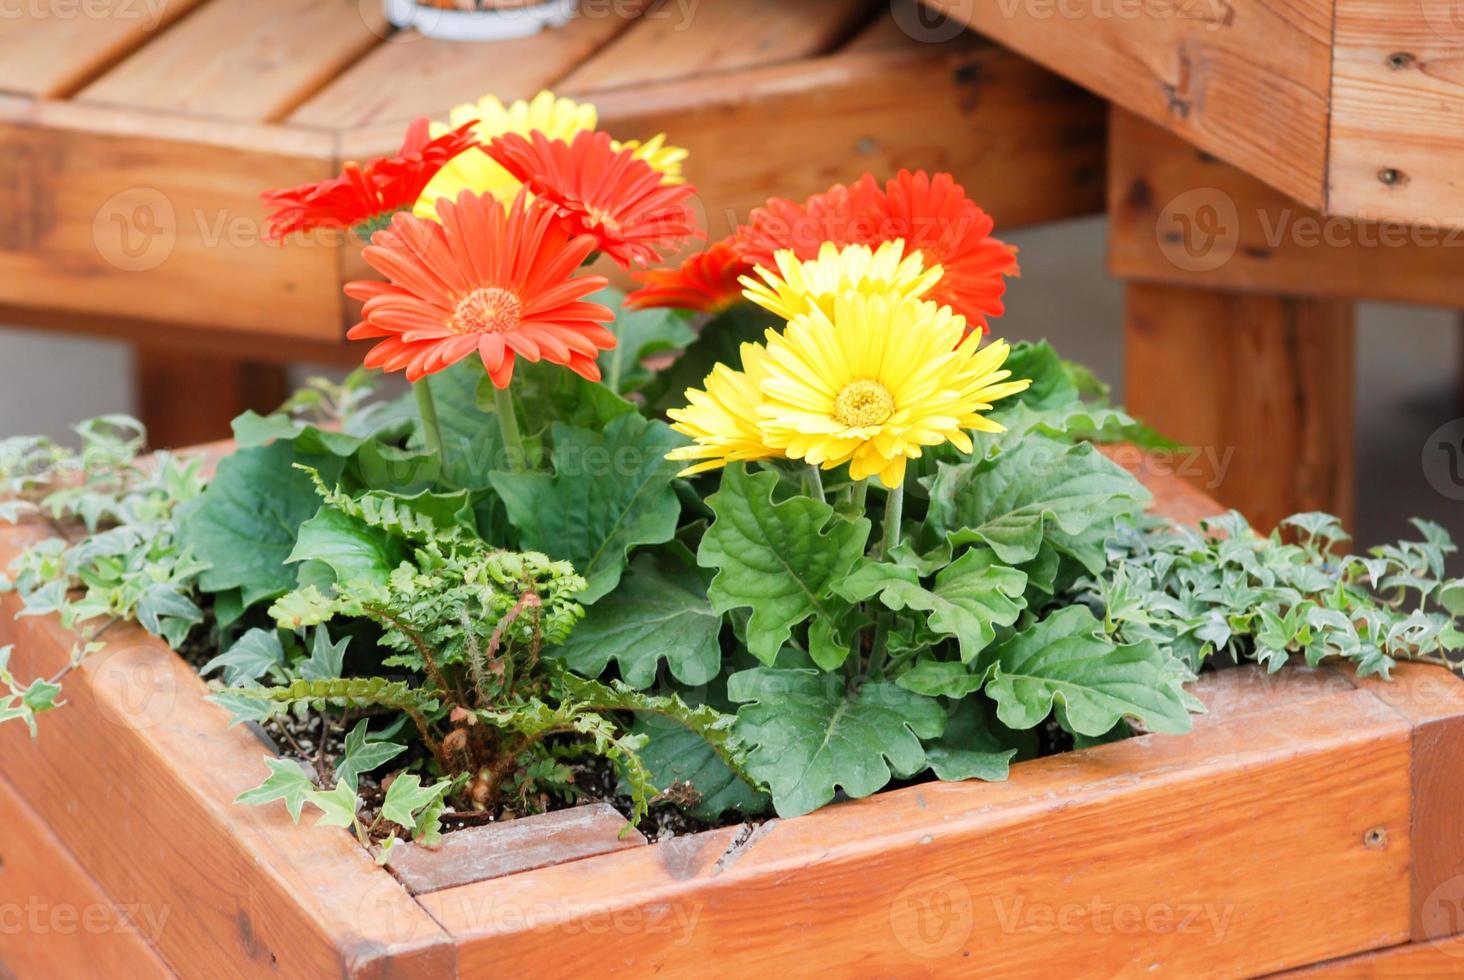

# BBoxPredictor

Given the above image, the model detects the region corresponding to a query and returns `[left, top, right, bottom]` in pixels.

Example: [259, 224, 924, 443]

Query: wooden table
[0, 0, 1104, 446]
[936, 0, 1464, 532]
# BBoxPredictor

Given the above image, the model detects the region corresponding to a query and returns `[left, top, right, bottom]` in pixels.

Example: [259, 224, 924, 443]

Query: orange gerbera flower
[624, 239, 749, 313]
[262, 118, 478, 242]
[862, 170, 1019, 334]
[732, 175, 882, 267]
[344, 190, 615, 388]
[486, 130, 700, 269]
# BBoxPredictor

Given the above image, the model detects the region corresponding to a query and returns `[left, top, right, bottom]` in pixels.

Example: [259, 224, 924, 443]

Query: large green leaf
[287, 508, 408, 588]
[425, 359, 504, 490]
[837, 548, 1027, 662]
[642, 304, 781, 415]
[623, 711, 769, 820]
[699, 465, 870, 664]
[923, 699, 1020, 782]
[979, 606, 1193, 737]
[181, 440, 345, 606]
[728, 668, 945, 817]
[593, 287, 697, 395]
[491, 413, 684, 602]
[925, 437, 1148, 566]
[554, 554, 720, 688]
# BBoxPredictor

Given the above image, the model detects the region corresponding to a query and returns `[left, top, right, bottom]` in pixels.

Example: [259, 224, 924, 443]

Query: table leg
[1123, 282, 1356, 533]
[134, 348, 288, 449]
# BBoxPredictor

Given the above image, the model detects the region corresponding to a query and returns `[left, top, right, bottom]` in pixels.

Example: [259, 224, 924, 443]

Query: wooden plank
[1100, 442, 1229, 529]
[342, 42, 1106, 247]
[386, 803, 645, 895]
[0, 522, 456, 980]
[0, 97, 342, 341]
[557, 0, 877, 92]
[1328, 0, 1464, 228]
[923, 0, 1334, 208]
[287, 2, 652, 130]
[135, 351, 288, 449]
[842, 0, 928, 50]
[78, 0, 388, 123]
[1280, 940, 1464, 976]
[0, 771, 174, 979]
[1123, 282, 1356, 533]
[0, 0, 207, 99]
[420, 669, 1413, 977]
[1108, 107, 1464, 307]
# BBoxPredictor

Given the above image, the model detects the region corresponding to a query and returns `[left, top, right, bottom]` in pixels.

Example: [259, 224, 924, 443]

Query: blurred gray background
[2, 214, 1459, 552]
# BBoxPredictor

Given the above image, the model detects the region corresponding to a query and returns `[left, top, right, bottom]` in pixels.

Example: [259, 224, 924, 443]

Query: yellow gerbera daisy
[758, 293, 1030, 488]
[414, 91, 688, 220]
[666, 342, 776, 475]
[740, 241, 942, 322]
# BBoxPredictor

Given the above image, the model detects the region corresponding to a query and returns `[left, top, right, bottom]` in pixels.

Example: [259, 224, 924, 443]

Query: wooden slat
[1123, 282, 1356, 533]
[0, 771, 174, 979]
[287, 2, 652, 130]
[0, 97, 342, 341]
[557, 0, 877, 92]
[1108, 107, 1464, 307]
[386, 803, 645, 895]
[78, 0, 388, 122]
[1328, 0, 1464, 227]
[923, 0, 1334, 209]
[1280, 940, 1464, 976]
[842, 0, 927, 50]
[420, 668, 1414, 977]
[0, 522, 455, 980]
[135, 351, 288, 449]
[0, 0, 207, 99]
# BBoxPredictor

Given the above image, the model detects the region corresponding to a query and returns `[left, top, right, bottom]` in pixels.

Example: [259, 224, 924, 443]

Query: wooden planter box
[2, 457, 1463, 978]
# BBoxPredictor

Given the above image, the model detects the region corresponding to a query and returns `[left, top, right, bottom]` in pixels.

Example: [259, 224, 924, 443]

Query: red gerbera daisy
[732, 174, 882, 268]
[344, 190, 615, 388]
[624, 239, 749, 313]
[486, 130, 700, 269]
[860, 170, 1019, 333]
[262, 117, 479, 242]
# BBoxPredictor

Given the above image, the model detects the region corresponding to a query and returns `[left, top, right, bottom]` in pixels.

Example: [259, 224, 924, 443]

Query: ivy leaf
[554, 554, 720, 688]
[299, 626, 348, 682]
[491, 414, 684, 602]
[700, 464, 870, 665]
[623, 711, 769, 821]
[380, 773, 451, 831]
[287, 508, 408, 589]
[595, 288, 696, 395]
[926, 437, 1148, 567]
[923, 699, 1020, 782]
[181, 440, 345, 607]
[334, 719, 408, 791]
[200, 628, 284, 687]
[838, 549, 1027, 662]
[236, 757, 316, 823]
[979, 606, 1193, 737]
[135, 584, 202, 647]
[307, 781, 361, 829]
[727, 668, 944, 817]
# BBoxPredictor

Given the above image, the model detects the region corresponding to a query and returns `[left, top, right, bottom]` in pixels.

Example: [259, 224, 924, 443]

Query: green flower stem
[806, 464, 826, 503]
[414, 379, 446, 466]
[867, 483, 905, 680]
[493, 382, 527, 473]
[850, 479, 869, 514]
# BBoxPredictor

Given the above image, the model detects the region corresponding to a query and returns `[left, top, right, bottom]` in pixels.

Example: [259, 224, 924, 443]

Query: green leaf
[307, 781, 361, 829]
[236, 757, 316, 823]
[334, 719, 408, 791]
[625, 711, 769, 821]
[895, 659, 988, 698]
[181, 441, 345, 606]
[727, 668, 945, 817]
[979, 606, 1193, 737]
[839, 549, 1027, 662]
[287, 507, 408, 588]
[642, 304, 781, 415]
[491, 414, 685, 602]
[700, 464, 870, 665]
[380, 773, 451, 831]
[926, 437, 1148, 568]
[554, 554, 720, 688]
[423, 359, 505, 490]
[299, 626, 348, 681]
[595, 287, 696, 395]
[923, 699, 1018, 782]
[200, 628, 284, 686]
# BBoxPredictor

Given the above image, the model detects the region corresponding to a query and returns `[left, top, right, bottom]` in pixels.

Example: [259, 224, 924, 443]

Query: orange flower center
[451, 287, 524, 335]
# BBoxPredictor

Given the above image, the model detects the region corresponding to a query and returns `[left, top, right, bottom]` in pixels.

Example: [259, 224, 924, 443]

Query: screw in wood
[1364, 826, 1388, 849]
[1377, 168, 1406, 187]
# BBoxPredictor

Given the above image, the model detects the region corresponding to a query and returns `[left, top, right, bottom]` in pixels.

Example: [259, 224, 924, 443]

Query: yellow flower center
[833, 380, 895, 428]
[452, 287, 523, 335]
